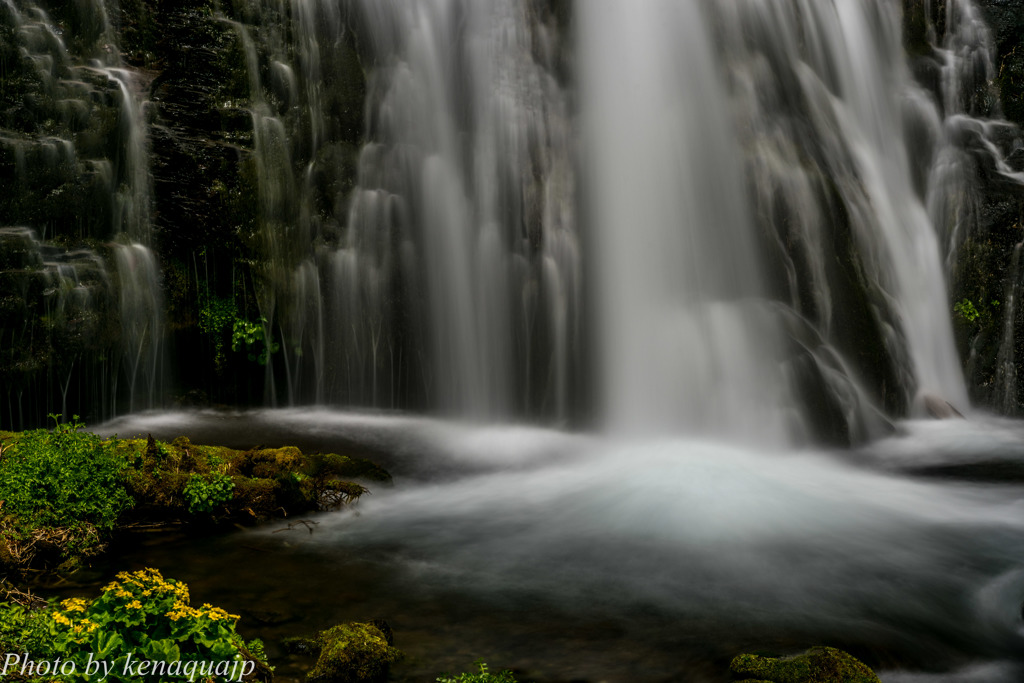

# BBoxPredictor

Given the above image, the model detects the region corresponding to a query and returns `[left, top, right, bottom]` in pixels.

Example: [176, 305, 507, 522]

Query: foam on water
[100, 409, 1024, 677]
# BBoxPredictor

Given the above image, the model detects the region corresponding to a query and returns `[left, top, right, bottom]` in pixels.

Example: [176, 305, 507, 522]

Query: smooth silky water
[14, 0, 1024, 680]
[63, 409, 1024, 683]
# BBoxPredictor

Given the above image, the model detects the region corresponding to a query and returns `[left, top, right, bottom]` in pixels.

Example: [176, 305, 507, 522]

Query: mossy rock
[305, 452, 392, 483]
[730, 647, 880, 683]
[231, 446, 305, 478]
[307, 622, 402, 683]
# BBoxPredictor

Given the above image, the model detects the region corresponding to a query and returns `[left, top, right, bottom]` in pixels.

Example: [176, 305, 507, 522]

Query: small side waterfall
[0, 0, 163, 424]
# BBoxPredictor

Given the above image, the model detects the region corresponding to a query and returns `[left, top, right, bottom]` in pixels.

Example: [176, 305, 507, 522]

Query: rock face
[0, 0, 368, 427]
[900, 0, 1024, 414]
[730, 647, 881, 683]
[953, 1, 1024, 413]
[975, 0, 1024, 125]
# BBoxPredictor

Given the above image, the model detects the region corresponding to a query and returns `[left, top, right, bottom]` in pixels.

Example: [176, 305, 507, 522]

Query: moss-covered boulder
[0, 424, 390, 573]
[114, 434, 388, 523]
[307, 622, 402, 683]
[730, 646, 880, 683]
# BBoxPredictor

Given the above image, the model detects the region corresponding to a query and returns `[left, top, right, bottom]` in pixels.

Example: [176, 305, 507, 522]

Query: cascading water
[0, 0, 163, 425]
[582, 0, 981, 442]
[22, 3, 1024, 680]
[235, 0, 578, 420]
[919, 0, 1024, 409]
[2, 0, 1021, 438]
[582, 0, 797, 440]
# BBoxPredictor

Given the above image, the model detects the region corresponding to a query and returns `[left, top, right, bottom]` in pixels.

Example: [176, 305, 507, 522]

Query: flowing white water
[580, 0, 980, 441]
[234, 0, 578, 418]
[97, 409, 1024, 682]
[1, 0, 164, 415]
[211, 0, 1016, 434]
[582, 0, 792, 439]
[351, 0, 578, 419]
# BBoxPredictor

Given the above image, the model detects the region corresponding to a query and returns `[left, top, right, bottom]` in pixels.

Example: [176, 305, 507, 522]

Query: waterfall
[4, 0, 1021, 437]
[581, 0, 981, 442]
[0, 0, 163, 425]
[235, 0, 578, 419]
[581, 0, 794, 440]
[350, 0, 578, 419]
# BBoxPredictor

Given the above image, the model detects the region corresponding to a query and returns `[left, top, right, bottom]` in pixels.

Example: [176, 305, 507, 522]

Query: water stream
[6, 0, 1024, 678]
[91, 409, 1024, 683]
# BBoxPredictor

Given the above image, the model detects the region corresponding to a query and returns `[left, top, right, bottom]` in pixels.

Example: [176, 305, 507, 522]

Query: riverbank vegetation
[0, 419, 406, 682]
[0, 417, 389, 574]
[0, 568, 272, 683]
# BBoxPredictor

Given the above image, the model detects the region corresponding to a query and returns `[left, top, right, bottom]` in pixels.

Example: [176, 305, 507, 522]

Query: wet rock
[923, 394, 966, 419]
[974, 0, 1024, 126]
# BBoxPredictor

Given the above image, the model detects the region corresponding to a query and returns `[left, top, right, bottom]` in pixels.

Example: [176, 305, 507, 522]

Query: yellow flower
[78, 618, 98, 633]
[61, 598, 88, 613]
[166, 601, 199, 621]
[127, 600, 143, 610]
[52, 612, 72, 627]
[202, 605, 239, 622]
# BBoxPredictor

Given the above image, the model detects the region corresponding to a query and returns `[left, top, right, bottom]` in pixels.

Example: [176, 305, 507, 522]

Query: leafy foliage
[0, 416, 131, 555]
[196, 281, 279, 369]
[954, 298, 982, 322]
[2, 568, 267, 682]
[437, 660, 519, 683]
[232, 317, 279, 365]
[954, 298, 1000, 326]
[183, 472, 236, 514]
[0, 600, 54, 658]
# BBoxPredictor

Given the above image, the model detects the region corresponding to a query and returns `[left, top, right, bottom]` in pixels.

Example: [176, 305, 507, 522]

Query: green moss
[730, 647, 880, 683]
[0, 422, 388, 571]
[307, 622, 402, 683]
[230, 446, 304, 478]
[232, 477, 286, 518]
[306, 452, 392, 483]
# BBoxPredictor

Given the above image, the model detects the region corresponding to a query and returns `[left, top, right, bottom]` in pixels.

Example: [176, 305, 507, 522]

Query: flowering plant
[45, 568, 262, 682]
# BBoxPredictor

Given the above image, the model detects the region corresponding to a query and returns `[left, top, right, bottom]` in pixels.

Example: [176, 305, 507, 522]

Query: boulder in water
[307, 622, 403, 683]
[730, 646, 880, 683]
[923, 394, 966, 419]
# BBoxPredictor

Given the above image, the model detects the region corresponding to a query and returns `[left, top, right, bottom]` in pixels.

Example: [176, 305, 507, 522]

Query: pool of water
[54, 409, 1024, 682]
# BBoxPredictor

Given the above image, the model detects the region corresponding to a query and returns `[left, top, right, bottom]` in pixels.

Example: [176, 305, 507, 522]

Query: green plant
[232, 317, 279, 365]
[183, 472, 236, 515]
[0, 415, 131, 556]
[246, 638, 269, 666]
[41, 568, 261, 682]
[954, 298, 981, 322]
[437, 660, 519, 683]
[198, 292, 237, 371]
[0, 600, 55, 658]
[954, 298, 1001, 326]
